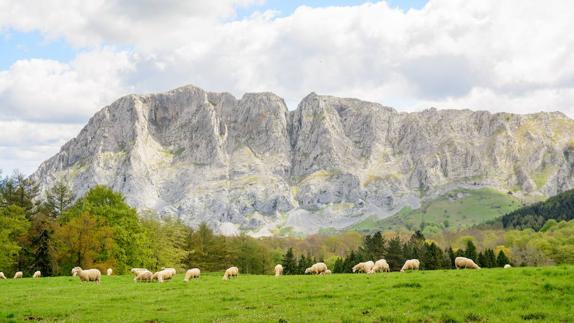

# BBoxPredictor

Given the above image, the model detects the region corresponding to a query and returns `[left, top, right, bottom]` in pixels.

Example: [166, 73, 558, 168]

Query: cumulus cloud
[1, 0, 574, 174]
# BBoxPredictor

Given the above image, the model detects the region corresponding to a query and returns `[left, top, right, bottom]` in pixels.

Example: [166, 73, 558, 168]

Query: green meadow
[1, 266, 573, 322]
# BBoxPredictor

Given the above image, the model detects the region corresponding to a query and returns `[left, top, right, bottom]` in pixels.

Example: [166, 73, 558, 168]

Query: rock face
[32, 85, 574, 235]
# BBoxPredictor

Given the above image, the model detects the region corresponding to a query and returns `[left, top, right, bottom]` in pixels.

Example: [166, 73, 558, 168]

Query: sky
[1, 0, 574, 176]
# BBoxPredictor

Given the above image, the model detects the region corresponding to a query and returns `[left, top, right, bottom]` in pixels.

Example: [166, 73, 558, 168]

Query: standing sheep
[134, 270, 153, 283]
[455, 257, 481, 270]
[0, 272, 6, 279]
[504, 264, 512, 269]
[352, 261, 375, 273]
[184, 268, 201, 282]
[76, 269, 101, 283]
[33, 271, 41, 278]
[304, 262, 328, 275]
[371, 259, 390, 273]
[400, 259, 420, 272]
[107, 268, 113, 276]
[223, 267, 239, 280]
[14, 271, 23, 279]
[274, 264, 284, 277]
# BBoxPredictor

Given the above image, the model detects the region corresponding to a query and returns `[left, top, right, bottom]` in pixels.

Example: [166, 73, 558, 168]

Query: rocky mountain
[32, 85, 574, 235]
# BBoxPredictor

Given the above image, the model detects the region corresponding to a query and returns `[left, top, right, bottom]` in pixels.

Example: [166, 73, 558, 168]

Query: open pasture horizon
[1, 266, 573, 322]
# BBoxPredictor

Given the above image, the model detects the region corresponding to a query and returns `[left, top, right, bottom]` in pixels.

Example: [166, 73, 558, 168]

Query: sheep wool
[184, 268, 201, 282]
[352, 261, 375, 273]
[400, 259, 420, 272]
[153, 269, 175, 283]
[304, 262, 328, 275]
[223, 267, 239, 280]
[107, 268, 113, 276]
[0, 272, 6, 279]
[33, 271, 41, 278]
[77, 269, 102, 283]
[134, 270, 153, 283]
[372, 259, 390, 273]
[455, 257, 481, 270]
[504, 264, 512, 269]
[130, 268, 149, 276]
[274, 264, 284, 277]
[14, 271, 23, 279]
[71, 267, 82, 277]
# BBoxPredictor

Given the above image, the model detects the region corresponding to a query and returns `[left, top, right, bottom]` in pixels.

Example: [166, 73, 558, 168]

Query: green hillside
[351, 188, 523, 235]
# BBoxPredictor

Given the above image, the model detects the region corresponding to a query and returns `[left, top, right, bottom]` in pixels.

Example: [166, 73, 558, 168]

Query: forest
[1, 171, 574, 277]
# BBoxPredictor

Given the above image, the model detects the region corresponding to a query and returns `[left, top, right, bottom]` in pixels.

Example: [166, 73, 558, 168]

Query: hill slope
[32, 84, 574, 235]
[502, 188, 574, 230]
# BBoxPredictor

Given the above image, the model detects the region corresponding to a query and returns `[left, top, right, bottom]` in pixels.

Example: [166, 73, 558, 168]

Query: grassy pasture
[0, 266, 573, 322]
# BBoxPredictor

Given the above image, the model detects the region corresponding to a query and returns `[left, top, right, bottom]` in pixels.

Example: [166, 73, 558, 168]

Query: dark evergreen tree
[477, 251, 487, 268]
[44, 180, 75, 218]
[485, 249, 497, 268]
[281, 248, 297, 275]
[496, 250, 511, 267]
[422, 242, 443, 270]
[386, 236, 404, 271]
[464, 240, 478, 261]
[333, 257, 344, 273]
[447, 247, 456, 268]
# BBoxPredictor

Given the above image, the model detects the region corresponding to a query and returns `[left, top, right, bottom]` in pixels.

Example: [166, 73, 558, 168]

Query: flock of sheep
[0, 256, 511, 283]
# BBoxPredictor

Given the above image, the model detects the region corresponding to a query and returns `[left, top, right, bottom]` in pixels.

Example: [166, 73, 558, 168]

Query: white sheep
[184, 268, 201, 282]
[323, 269, 332, 275]
[76, 268, 101, 283]
[223, 267, 239, 280]
[130, 268, 149, 276]
[107, 268, 113, 276]
[304, 262, 328, 275]
[0, 272, 6, 279]
[352, 261, 375, 273]
[71, 267, 82, 277]
[455, 257, 480, 270]
[400, 259, 420, 272]
[371, 259, 390, 273]
[153, 269, 175, 283]
[274, 264, 284, 277]
[504, 264, 512, 269]
[134, 270, 153, 282]
[32, 271, 41, 278]
[13, 271, 23, 279]
[164, 268, 177, 276]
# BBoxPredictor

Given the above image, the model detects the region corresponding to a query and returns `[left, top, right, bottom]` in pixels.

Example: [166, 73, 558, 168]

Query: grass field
[1, 266, 573, 322]
[352, 188, 522, 235]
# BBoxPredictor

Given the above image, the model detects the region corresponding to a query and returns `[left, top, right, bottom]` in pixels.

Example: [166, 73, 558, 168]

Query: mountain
[32, 84, 574, 236]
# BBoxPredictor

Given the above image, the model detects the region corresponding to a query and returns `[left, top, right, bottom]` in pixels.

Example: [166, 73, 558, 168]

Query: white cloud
[1, 0, 574, 174]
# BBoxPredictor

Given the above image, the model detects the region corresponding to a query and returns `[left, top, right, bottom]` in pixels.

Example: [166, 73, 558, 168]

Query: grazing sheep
[323, 270, 332, 275]
[304, 262, 328, 275]
[130, 268, 149, 276]
[352, 261, 375, 274]
[33, 271, 41, 278]
[134, 270, 153, 283]
[71, 267, 82, 277]
[14, 271, 23, 279]
[223, 267, 239, 280]
[184, 268, 201, 282]
[76, 269, 101, 283]
[0, 272, 6, 279]
[455, 257, 481, 270]
[153, 269, 175, 283]
[107, 268, 113, 276]
[163, 268, 177, 276]
[400, 259, 420, 272]
[504, 264, 512, 269]
[274, 264, 284, 277]
[371, 259, 390, 273]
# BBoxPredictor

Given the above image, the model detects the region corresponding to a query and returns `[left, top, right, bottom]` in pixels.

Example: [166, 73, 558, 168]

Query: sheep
[0, 272, 6, 279]
[33, 271, 41, 278]
[76, 268, 101, 283]
[107, 268, 113, 276]
[504, 264, 512, 269]
[163, 268, 177, 276]
[14, 271, 23, 279]
[304, 262, 328, 275]
[130, 268, 149, 276]
[352, 261, 375, 274]
[71, 267, 82, 277]
[134, 270, 153, 283]
[323, 269, 332, 275]
[371, 259, 390, 273]
[184, 268, 201, 282]
[274, 264, 284, 277]
[223, 267, 239, 280]
[400, 259, 420, 272]
[455, 257, 481, 270]
[153, 269, 175, 283]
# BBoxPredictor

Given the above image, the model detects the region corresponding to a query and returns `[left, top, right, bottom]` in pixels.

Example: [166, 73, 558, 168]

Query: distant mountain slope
[502, 189, 574, 230]
[32, 84, 574, 236]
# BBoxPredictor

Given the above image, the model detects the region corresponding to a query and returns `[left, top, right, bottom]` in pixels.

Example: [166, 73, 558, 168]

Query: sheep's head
[304, 268, 311, 274]
[71, 267, 82, 275]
